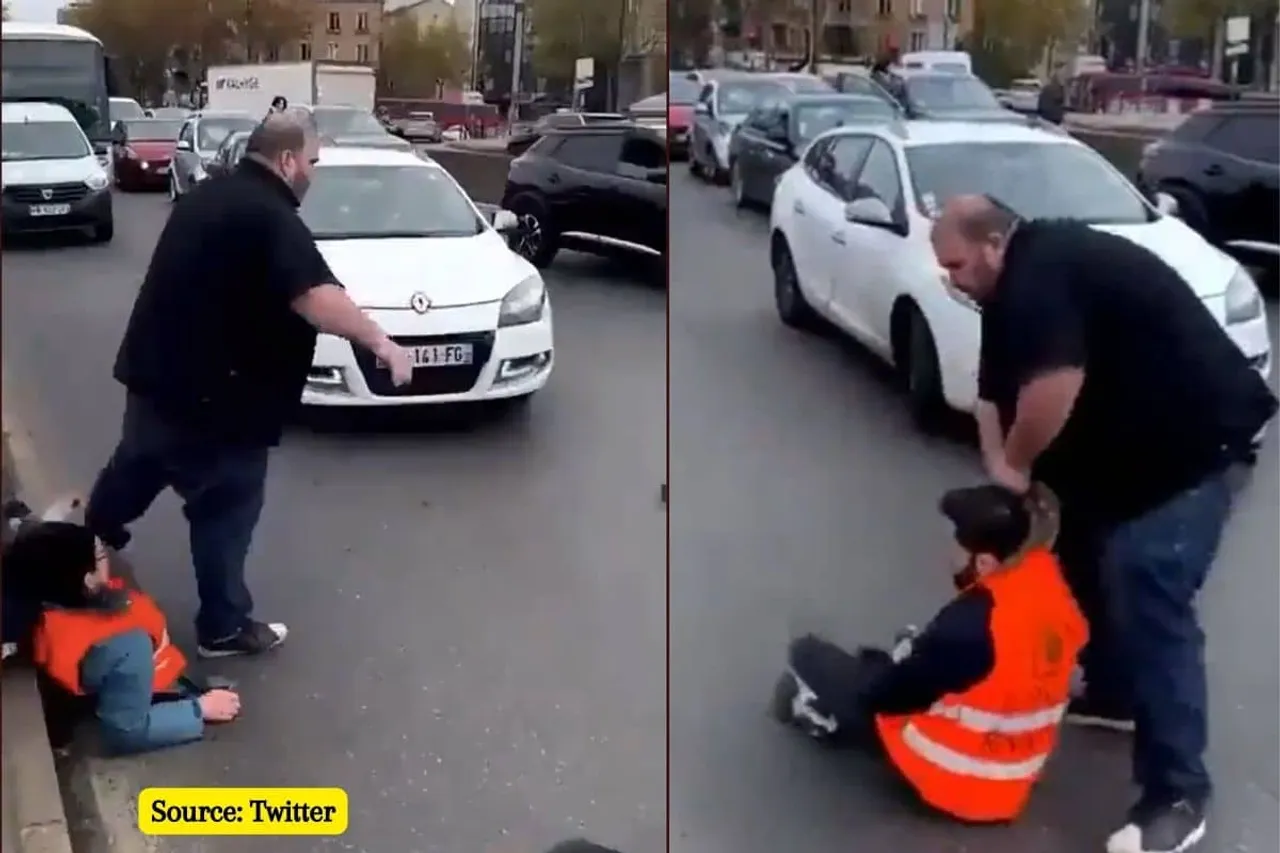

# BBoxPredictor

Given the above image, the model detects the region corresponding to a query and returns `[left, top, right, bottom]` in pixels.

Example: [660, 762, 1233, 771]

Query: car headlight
[498, 275, 546, 327]
[84, 171, 109, 191]
[1224, 266, 1263, 325]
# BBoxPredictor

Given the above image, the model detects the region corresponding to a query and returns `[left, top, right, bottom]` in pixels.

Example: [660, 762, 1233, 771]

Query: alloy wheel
[514, 213, 542, 261]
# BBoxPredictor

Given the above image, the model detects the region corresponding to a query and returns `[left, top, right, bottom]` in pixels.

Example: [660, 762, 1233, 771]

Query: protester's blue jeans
[85, 393, 269, 644]
[1102, 473, 1233, 803]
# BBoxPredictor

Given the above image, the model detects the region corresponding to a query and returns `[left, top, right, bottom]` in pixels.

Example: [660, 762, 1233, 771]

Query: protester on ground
[775, 484, 1086, 825]
[4, 520, 241, 755]
[84, 110, 414, 659]
[931, 194, 1278, 853]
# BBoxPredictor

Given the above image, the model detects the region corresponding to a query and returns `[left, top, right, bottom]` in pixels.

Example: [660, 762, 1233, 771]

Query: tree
[970, 0, 1088, 83]
[65, 0, 198, 99]
[2, 2, 11, 21]
[239, 0, 312, 62]
[670, 0, 713, 67]
[527, 0, 627, 78]
[378, 16, 470, 98]
[1161, 0, 1272, 37]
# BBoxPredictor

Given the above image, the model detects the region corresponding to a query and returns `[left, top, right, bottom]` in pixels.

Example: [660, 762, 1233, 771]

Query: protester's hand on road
[374, 338, 414, 386]
[199, 689, 241, 722]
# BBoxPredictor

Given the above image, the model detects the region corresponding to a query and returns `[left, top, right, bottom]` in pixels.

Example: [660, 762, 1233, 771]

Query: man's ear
[974, 553, 1002, 575]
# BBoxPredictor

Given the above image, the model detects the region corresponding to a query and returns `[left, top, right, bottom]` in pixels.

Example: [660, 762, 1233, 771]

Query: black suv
[1137, 101, 1279, 284]
[500, 123, 667, 270]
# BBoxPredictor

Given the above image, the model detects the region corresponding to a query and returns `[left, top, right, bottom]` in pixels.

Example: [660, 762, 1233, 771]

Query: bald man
[85, 110, 413, 660]
[931, 195, 1276, 853]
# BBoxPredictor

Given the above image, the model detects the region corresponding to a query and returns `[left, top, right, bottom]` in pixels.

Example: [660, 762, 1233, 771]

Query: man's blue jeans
[1102, 473, 1233, 803]
[85, 393, 269, 644]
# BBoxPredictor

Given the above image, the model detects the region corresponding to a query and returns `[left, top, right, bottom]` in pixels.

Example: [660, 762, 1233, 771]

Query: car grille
[5, 182, 89, 204]
[352, 332, 494, 397]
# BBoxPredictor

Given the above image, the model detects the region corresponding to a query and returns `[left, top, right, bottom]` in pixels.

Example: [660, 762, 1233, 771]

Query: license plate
[29, 204, 70, 217]
[379, 343, 473, 368]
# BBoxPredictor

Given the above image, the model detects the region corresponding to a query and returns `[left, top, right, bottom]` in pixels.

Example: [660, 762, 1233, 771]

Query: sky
[9, 0, 60, 24]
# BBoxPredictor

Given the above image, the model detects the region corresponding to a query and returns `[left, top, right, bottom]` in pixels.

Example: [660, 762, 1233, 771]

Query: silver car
[688, 73, 832, 183]
[170, 111, 257, 201]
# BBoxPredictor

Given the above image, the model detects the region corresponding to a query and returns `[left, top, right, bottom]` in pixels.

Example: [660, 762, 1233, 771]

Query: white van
[1, 101, 114, 242]
[899, 50, 972, 74]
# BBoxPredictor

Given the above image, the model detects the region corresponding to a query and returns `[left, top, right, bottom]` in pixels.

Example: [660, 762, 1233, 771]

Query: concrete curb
[2, 424, 74, 853]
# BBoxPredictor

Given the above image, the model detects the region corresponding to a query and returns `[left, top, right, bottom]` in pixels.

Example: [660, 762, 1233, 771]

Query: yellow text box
[138, 787, 348, 835]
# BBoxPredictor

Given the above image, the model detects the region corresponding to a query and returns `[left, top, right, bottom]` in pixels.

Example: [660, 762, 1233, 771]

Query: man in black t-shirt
[85, 112, 413, 659]
[931, 195, 1276, 853]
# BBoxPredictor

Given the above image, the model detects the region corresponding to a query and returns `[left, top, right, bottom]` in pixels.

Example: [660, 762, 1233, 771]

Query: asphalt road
[668, 169, 1280, 853]
[1, 186, 667, 853]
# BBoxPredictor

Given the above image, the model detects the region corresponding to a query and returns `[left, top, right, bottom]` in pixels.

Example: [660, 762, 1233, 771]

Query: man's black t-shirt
[113, 159, 335, 447]
[979, 220, 1277, 524]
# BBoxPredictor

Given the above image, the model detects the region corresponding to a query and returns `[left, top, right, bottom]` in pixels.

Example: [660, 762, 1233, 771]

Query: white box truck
[206, 62, 376, 116]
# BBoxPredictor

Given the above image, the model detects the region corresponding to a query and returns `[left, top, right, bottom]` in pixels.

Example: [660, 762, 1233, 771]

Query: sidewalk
[1, 433, 75, 853]
[1064, 111, 1185, 136]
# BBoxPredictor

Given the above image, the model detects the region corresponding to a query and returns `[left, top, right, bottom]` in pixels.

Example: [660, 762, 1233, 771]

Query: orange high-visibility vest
[32, 582, 186, 696]
[875, 548, 1088, 823]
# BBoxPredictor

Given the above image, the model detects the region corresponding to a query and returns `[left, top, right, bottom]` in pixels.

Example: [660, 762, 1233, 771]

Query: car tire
[688, 148, 703, 179]
[894, 304, 947, 432]
[507, 193, 558, 269]
[168, 172, 179, 203]
[91, 220, 114, 243]
[772, 240, 819, 330]
[730, 160, 749, 209]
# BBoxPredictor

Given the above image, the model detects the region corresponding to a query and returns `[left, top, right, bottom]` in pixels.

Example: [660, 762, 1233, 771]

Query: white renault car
[300, 147, 553, 408]
[769, 120, 1272, 429]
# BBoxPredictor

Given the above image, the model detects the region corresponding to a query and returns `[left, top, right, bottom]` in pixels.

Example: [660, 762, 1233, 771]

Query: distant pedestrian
[931, 195, 1277, 853]
[85, 110, 413, 659]
[1037, 66, 1067, 124]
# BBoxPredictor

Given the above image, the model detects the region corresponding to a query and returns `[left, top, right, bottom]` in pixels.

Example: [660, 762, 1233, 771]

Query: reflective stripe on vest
[927, 700, 1069, 734]
[901, 722, 1049, 782]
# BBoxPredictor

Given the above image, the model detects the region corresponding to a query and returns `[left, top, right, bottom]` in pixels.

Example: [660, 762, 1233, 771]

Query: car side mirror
[1154, 191, 1179, 217]
[844, 196, 896, 229]
[176, 139, 192, 152]
[694, 102, 709, 116]
[492, 209, 519, 233]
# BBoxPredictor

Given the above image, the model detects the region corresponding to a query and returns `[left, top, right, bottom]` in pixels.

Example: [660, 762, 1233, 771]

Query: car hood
[315, 230, 536, 309]
[2, 155, 100, 185]
[329, 134, 414, 151]
[920, 107, 1024, 122]
[129, 140, 177, 158]
[1095, 217, 1235, 299]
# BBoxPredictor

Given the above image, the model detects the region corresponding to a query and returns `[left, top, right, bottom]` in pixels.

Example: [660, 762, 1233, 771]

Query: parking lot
[667, 167, 1279, 853]
[1, 180, 667, 853]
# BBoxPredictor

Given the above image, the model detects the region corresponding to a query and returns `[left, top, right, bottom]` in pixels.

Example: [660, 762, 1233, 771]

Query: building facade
[276, 0, 384, 67]
[473, 0, 535, 106]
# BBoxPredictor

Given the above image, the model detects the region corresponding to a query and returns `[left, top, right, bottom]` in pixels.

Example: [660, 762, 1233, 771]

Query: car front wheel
[772, 240, 818, 330]
[507, 194, 558, 268]
[893, 304, 947, 432]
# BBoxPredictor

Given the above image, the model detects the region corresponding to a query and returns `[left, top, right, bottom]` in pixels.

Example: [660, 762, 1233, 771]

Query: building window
[770, 24, 788, 50]
[356, 42, 370, 63]
[327, 41, 340, 60]
[327, 11, 341, 33]
[946, 0, 961, 19]
[909, 30, 926, 50]
[356, 12, 369, 33]
[910, 0, 923, 16]
[299, 41, 311, 60]
[877, 0, 892, 15]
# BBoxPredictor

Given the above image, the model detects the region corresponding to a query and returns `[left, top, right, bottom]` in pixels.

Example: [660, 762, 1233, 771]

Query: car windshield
[793, 98, 897, 142]
[930, 62, 970, 73]
[907, 141, 1153, 225]
[313, 108, 384, 136]
[905, 75, 1001, 109]
[2, 120, 91, 161]
[716, 81, 787, 115]
[198, 117, 256, 151]
[301, 165, 484, 239]
[670, 75, 701, 103]
[122, 119, 182, 140]
[778, 76, 833, 94]
[110, 99, 145, 121]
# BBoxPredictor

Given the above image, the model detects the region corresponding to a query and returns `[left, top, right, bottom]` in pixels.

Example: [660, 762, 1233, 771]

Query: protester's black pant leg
[1056, 509, 1132, 712]
[84, 394, 170, 552]
[168, 443, 269, 645]
[788, 634, 888, 750]
[1103, 474, 1231, 802]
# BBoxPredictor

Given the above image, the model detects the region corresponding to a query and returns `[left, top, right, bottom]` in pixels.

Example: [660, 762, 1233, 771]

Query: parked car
[690, 72, 833, 182]
[205, 130, 252, 179]
[399, 111, 442, 142]
[825, 67, 899, 108]
[1136, 100, 1279, 289]
[148, 106, 192, 121]
[500, 123, 666, 272]
[108, 96, 146, 123]
[169, 111, 258, 201]
[997, 78, 1043, 114]
[505, 111, 626, 157]
[728, 93, 899, 209]
[768, 120, 1271, 429]
[305, 104, 413, 151]
[889, 70, 1022, 122]
[668, 73, 701, 159]
[111, 118, 184, 191]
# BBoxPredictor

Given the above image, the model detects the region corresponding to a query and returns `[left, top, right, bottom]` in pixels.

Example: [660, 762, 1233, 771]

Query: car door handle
[548, 173, 561, 184]
[831, 232, 846, 245]
[793, 200, 805, 215]
[1204, 164, 1223, 176]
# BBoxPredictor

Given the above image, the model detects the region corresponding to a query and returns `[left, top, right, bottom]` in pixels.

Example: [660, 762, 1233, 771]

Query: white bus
[1, 22, 116, 161]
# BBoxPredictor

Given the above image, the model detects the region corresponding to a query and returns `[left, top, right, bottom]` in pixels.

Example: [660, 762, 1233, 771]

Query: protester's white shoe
[198, 621, 288, 658]
[1106, 799, 1207, 853]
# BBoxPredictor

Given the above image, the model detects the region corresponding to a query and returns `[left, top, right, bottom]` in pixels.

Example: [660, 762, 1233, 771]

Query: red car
[668, 74, 700, 160]
[111, 118, 184, 192]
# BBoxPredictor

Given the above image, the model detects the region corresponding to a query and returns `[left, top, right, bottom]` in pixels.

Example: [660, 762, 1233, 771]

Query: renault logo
[409, 292, 431, 314]
[40, 188, 53, 201]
